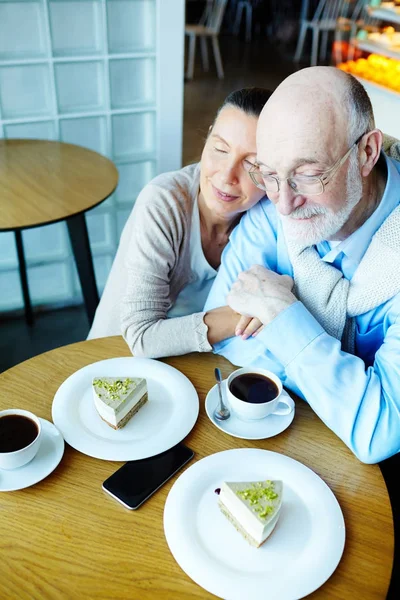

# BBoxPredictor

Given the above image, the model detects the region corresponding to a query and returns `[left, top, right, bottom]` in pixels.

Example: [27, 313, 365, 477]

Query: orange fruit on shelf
[338, 54, 400, 94]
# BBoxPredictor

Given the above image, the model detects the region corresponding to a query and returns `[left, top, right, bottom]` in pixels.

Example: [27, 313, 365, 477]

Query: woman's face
[199, 106, 265, 220]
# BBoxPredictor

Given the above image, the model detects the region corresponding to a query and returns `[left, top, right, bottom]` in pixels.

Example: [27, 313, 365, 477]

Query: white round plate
[205, 383, 295, 440]
[0, 419, 64, 492]
[52, 357, 199, 461]
[164, 448, 345, 600]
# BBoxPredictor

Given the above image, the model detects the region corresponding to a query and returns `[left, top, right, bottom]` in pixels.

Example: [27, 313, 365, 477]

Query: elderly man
[204, 66, 400, 464]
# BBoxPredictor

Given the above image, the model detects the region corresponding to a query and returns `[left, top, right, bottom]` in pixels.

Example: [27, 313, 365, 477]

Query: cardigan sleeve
[120, 183, 212, 358]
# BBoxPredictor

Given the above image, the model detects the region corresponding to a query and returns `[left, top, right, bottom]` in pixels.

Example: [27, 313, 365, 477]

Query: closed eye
[294, 173, 321, 180]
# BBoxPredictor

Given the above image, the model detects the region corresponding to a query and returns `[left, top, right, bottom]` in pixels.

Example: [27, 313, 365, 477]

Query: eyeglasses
[248, 134, 364, 196]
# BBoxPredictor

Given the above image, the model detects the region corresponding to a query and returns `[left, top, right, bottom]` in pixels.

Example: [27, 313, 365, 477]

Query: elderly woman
[88, 87, 272, 357]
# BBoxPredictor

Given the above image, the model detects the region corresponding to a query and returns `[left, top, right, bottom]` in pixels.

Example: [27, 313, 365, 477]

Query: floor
[0, 32, 399, 599]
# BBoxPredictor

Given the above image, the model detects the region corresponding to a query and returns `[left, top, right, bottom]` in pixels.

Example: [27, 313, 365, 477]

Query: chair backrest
[203, 0, 228, 33]
[351, 0, 380, 30]
[312, 0, 356, 23]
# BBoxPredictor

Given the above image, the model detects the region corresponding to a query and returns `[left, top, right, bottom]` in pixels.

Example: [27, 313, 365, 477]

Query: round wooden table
[0, 139, 119, 325]
[0, 337, 394, 599]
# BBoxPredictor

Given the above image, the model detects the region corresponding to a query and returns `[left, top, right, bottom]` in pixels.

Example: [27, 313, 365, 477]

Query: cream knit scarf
[285, 140, 400, 354]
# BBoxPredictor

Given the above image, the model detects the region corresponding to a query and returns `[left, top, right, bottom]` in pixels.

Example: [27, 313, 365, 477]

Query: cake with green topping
[218, 480, 283, 547]
[92, 376, 148, 429]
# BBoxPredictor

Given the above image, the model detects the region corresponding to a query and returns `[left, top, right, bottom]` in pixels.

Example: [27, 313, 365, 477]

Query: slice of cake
[92, 377, 148, 429]
[218, 480, 283, 547]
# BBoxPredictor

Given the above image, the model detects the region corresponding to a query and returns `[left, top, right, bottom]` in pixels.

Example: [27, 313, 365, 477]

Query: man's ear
[360, 129, 383, 177]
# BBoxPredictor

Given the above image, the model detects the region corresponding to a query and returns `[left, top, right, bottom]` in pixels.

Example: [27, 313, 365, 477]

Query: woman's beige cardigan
[88, 162, 213, 357]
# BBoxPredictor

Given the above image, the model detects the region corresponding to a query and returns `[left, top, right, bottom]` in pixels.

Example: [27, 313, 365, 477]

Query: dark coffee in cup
[0, 414, 39, 453]
[229, 373, 279, 404]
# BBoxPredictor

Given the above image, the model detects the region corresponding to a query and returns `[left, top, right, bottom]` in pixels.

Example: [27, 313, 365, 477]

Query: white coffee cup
[0, 409, 42, 470]
[226, 367, 294, 421]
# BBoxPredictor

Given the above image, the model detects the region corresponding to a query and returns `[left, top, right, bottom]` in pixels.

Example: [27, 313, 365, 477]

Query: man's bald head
[254, 67, 381, 246]
[257, 67, 374, 167]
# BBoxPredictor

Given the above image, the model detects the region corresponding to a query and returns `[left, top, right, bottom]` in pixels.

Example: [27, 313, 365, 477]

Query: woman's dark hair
[210, 87, 273, 130]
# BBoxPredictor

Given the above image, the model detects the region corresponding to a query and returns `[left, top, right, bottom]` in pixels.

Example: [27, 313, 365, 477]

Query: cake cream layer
[92, 377, 147, 426]
[219, 480, 282, 544]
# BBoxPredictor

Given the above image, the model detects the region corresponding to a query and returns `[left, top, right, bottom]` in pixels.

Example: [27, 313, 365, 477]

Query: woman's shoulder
[150, 162, 200, 188]
[139, 163, 200, 210]
[128, 163, 200, 242]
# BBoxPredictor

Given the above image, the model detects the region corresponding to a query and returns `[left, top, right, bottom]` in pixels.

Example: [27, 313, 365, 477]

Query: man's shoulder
[243, 197, 278, 228]
[228, 197, 281, 258]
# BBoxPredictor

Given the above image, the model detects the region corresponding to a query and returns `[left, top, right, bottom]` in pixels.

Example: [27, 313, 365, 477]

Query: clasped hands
[228, 265, 296, 339]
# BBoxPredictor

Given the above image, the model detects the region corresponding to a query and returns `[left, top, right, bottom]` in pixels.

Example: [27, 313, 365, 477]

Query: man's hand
[227, 265, 297, 327]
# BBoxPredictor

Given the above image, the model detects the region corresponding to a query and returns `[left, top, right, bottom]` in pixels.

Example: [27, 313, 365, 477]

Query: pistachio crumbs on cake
[218, 479, 283, 547]
[92, 376, 148, 429]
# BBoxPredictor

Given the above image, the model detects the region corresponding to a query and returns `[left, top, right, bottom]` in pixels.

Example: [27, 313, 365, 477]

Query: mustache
[281, 205, 329, 220]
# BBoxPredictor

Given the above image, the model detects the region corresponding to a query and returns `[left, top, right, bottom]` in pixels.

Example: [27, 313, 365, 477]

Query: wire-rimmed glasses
[248, 135, 364, 196]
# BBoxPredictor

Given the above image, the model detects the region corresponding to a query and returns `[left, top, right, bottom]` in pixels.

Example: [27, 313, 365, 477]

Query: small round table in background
[0, 139, 119, 325]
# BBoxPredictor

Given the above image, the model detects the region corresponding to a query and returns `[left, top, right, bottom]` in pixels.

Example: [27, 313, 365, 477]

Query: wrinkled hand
[227, 265, 296, 327]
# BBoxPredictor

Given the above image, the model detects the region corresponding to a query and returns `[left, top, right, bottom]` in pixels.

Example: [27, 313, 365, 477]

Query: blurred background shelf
[367, 4, 400, 26]
[354, 38, 400, 58]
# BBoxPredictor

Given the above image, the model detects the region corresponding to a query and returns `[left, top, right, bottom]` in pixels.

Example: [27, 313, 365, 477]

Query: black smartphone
[102, 443, 194, 510]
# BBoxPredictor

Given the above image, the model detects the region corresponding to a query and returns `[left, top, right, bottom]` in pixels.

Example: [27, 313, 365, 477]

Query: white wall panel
[0, 0, 185, 311]
[28, 261, 72, 302]
[55, 61, 106, 114]
[4, 120, 57, 139]
[0, 2, 47, 60]
[107, 0, 156, 52]
[0, 271, 23, 310]
[49, 0, 103, 57]
[0, 232, 17, 269]
[60, 116, 107, 154]
[23, 222, 69, 261]
[0, 64, 53, 119]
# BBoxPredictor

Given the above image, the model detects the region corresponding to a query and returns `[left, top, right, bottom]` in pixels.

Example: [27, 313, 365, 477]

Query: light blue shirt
[205, 155, 400, 464]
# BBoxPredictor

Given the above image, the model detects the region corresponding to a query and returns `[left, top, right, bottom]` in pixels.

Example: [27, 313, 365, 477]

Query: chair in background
[294, 0, 356, 66]
[185, 0, 228, 80]
[233, 1, 253, 42]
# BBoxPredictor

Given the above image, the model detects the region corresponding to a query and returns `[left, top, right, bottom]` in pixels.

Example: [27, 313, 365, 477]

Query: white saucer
[205, 383, 295, 440]
[0, 419, 64, 492]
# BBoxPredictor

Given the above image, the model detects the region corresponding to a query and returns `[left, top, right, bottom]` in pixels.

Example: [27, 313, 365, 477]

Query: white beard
[280, 152, 363, 246]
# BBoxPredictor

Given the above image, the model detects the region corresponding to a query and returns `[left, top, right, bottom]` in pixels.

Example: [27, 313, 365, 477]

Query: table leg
[14, 230, 34, 326]
[66, 213, 99, 326]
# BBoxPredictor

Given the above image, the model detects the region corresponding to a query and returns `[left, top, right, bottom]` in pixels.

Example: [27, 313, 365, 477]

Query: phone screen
[102, 443, 194, 510]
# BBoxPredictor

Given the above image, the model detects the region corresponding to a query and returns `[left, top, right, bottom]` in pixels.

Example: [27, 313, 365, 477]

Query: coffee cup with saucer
[0, 408, 42, 470]
[0, 410, 64, 492]
[226, 367, 294, 421]
[205, 367, 295, 440]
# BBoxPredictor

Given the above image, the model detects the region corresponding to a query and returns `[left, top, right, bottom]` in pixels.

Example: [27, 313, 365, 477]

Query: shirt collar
[317, 154, 400, 267]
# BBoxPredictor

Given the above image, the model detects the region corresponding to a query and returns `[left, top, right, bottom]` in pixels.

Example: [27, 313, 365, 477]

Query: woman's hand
[235, 315, 264, 340]
[204, 306, 242, 345]
[204, 306, 264, 345]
